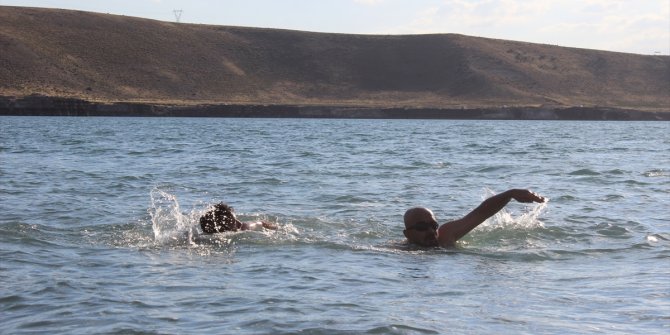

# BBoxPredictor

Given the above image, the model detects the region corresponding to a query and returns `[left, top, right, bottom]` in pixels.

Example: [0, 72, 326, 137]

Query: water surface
[1, 117, 668, 334]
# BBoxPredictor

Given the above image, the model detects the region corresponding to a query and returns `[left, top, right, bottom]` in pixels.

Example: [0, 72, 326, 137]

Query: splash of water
[458, 189, 550, 250]
[479, 188, 549, 231]
[643, 169, 668, 177]
[149, 188, 199, 246]
[489, 201, 548, 230]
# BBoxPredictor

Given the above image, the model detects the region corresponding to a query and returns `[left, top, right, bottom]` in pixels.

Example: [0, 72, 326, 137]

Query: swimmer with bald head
[403, 189, 545, 247]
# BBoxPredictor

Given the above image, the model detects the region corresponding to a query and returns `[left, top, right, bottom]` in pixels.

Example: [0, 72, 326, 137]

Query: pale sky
[2, 0, 669, 55]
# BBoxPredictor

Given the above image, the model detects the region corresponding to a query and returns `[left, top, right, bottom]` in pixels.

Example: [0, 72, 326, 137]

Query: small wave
[462, 249, 558, 262]
[593, 222, 632, 239]
[623, 179, 650, 186]
[643, 169, 668, 177]
[508, 150, 530, 155]
[476, 165, 512, 173]
[91, 129, 116, 136]
[646, 233, 670, 243]
[252, 177, 285, 185]
[0, 222, 75, 250]
[603, 194, 625, 201]
[605, 169, 627, 175]
[59, 138, 87, 146]
[333, 194, 373, 203]
[569, 168, 600, 176]
[555, 194, 577, 201]
[433, 161, 451, 169]
[364, 324, 440, 334]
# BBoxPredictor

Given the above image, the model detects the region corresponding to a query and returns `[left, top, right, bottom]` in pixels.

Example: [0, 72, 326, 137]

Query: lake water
[1, 116, 668, 334]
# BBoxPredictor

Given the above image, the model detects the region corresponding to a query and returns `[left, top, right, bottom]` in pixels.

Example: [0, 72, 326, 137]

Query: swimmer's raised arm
[438, 189, 545, 245]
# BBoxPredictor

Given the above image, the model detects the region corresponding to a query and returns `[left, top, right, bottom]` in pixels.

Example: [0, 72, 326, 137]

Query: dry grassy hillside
[1, 6, 668, 110]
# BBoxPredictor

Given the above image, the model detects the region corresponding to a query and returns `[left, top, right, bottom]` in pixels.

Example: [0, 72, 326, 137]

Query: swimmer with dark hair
[200, 202, 277, 234]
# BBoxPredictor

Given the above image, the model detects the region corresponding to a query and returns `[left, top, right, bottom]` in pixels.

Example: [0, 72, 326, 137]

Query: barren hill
[1, 6, 668, 110]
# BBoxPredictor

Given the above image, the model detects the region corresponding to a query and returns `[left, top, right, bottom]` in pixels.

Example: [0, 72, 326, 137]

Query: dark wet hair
[199, 202, 240, 234]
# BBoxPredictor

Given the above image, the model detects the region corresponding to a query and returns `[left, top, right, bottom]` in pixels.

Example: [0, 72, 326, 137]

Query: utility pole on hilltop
[173, 9, 183, 23]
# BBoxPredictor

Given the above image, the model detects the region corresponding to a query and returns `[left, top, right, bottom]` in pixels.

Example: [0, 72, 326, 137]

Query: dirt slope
[1, 6, 668, 109]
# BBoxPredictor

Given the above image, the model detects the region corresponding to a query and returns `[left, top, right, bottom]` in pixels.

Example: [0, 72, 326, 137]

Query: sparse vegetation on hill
[1, 6, 668, 111]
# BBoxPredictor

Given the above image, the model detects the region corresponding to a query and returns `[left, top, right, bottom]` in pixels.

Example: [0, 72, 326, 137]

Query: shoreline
[1, 96, 668, 120]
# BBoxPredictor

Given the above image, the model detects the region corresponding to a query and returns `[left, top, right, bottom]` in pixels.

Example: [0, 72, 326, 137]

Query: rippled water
[1, 117, 668, 334]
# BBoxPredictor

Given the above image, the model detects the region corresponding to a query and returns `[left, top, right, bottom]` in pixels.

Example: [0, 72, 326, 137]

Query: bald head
[403, 207, 440, 247]
[403, 207, 436, 229]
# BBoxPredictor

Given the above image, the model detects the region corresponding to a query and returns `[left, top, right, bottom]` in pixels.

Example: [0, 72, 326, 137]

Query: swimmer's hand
[261, 221, 278, 230]
[508, 189, 545, 203]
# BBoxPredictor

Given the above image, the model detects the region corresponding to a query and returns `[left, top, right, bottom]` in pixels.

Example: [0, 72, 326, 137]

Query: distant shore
[1, 96, 668, 120]
[3, 7, 669, 116]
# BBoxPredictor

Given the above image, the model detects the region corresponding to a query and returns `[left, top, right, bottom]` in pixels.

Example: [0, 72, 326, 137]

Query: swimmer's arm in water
[241, 221, 278, 231]
[438, 189, 545, 246]
[261, 221, 278, 230]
